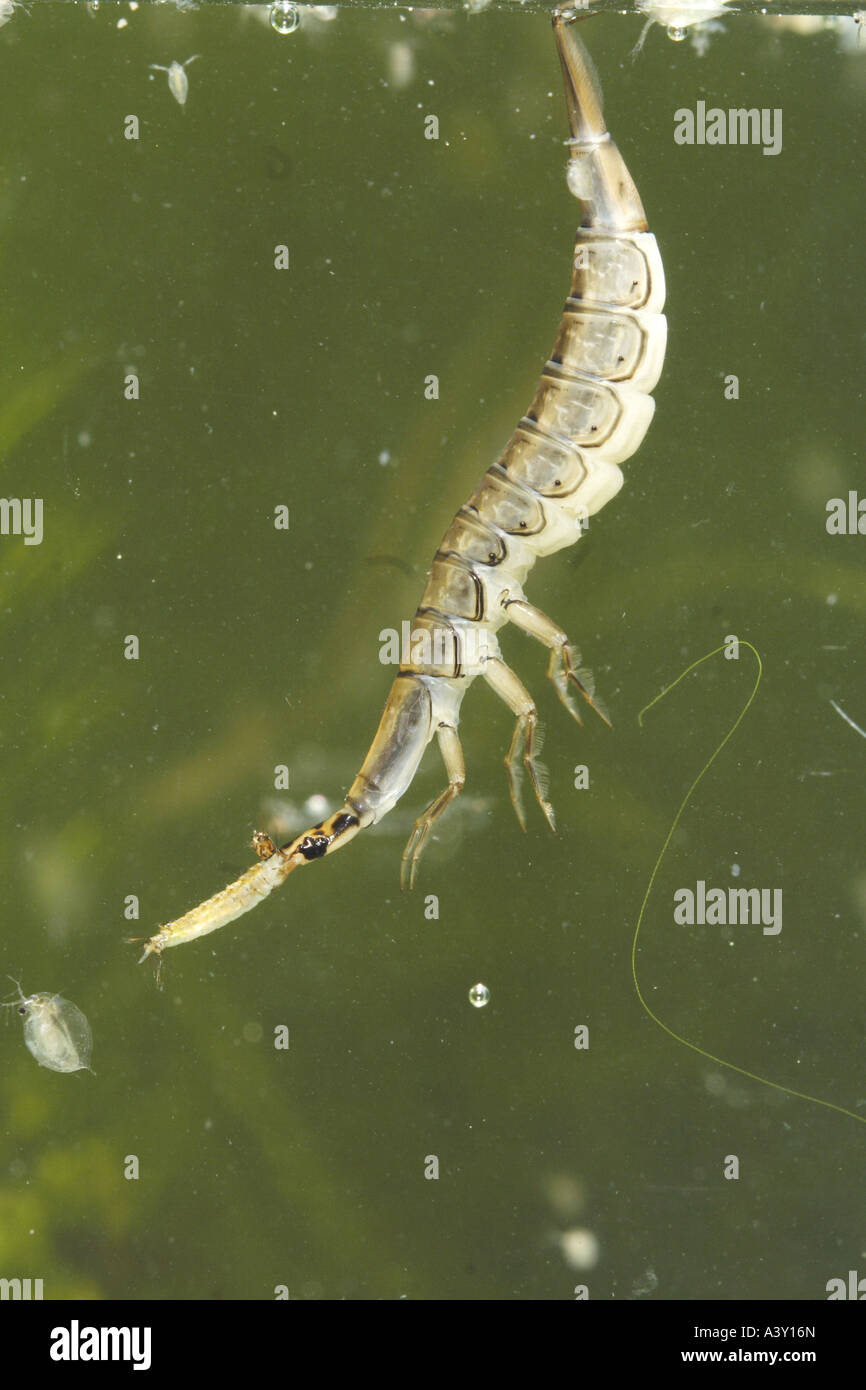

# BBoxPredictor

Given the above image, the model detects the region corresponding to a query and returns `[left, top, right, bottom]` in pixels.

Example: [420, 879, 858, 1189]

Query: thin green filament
[633, 640, 864, 1127]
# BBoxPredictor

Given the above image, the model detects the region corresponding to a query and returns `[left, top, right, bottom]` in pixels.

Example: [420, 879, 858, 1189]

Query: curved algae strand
[633, 642, 865, 1128]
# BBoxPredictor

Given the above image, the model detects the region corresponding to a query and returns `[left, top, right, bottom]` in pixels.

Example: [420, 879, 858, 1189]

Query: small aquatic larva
[149, 55, 200, 108]
[2, 978, 93, 1074]
[137, 11, 668, 969]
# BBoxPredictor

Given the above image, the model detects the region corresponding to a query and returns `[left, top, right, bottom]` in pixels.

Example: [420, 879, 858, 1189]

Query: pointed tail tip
[552, 4, 595, 34]
[552, 5, 607, 145]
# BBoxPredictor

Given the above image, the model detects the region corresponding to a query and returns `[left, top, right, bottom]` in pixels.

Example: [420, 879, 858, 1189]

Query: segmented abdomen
[410, 222, 666, 679]
[401, 14, 667, 683]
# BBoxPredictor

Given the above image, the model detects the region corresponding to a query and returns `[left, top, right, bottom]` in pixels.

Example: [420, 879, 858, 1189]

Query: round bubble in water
[4, 980, 93, 1074]
[666, 24, 688, 41]
[270, 1, 300, 34]
[468, 982, 490, 1009]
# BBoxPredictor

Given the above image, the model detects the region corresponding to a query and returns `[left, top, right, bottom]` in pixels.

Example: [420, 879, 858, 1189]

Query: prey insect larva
[138, 8, 667, 970]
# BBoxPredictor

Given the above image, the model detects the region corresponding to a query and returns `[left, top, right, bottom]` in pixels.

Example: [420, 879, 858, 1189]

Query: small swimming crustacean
[149, 55, 200, 107]
[632, 0, 730, 56]
[138, 8, 667, 972]
[2, 978, 93, 1074]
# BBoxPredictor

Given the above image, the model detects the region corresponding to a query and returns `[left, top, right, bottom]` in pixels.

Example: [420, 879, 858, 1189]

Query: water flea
[2, 978, 93, 1074]
[150, 55, 200, 107]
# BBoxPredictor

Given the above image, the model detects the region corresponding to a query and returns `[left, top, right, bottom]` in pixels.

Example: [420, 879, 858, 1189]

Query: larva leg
[503, 597, 611, 727]
[401, 724, 466, 891]
[483, 657, 556, 834]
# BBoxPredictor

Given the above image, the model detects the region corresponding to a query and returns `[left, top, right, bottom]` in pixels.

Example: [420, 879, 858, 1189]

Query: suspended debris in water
[557, 1227, 600, 1272]
[149, 56, 200, 107]
[631, 1266, 659, 1298]
[830, 699, 866, 743]
[769, 14, 866, 54]
[3, 979, 93, 1074]
[387, 41, 415, 90]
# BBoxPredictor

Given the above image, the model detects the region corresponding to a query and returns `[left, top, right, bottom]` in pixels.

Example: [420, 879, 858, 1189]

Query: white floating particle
[558, 1227, 600, 1271]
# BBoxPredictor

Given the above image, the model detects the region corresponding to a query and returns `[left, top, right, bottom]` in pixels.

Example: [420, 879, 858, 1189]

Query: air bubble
[468, 982, 490, 1009]
[270, 1, 300, 34]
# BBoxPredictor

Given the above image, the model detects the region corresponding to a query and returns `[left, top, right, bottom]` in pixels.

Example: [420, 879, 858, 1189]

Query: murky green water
[0, 1, 863, 1301]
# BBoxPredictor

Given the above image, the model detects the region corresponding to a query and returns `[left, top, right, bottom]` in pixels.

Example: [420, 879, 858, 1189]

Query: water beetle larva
[137, 9, 667, 967]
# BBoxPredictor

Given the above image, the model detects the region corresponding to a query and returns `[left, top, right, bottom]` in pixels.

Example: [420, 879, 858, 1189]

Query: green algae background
[0, 1, 863, 1300]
